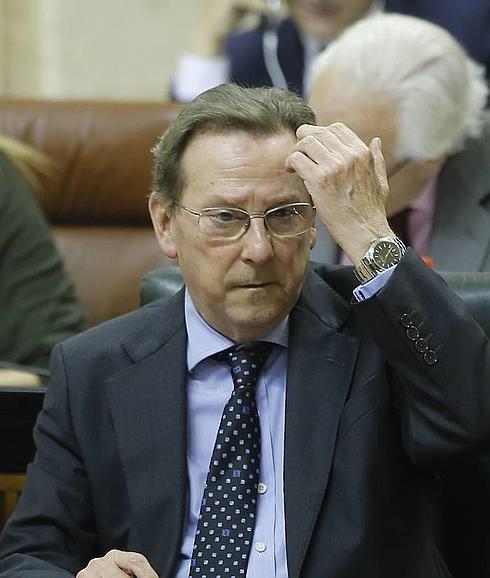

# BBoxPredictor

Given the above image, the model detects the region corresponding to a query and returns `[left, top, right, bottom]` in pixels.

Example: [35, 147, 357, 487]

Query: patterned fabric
[189, 341, 274, 577]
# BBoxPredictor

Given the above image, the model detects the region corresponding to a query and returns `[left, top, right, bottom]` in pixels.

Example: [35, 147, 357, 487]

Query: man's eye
[209, 210, 241, 223]
[270, 206, 298, 219]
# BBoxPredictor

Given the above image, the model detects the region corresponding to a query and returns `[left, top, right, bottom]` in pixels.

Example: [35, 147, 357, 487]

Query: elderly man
[172, 0, 490, 102]
[0, 84, 489, 578]
[308, 13, 490, 271]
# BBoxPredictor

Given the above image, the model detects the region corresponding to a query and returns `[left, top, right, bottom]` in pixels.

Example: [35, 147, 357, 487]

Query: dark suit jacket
[227, 1, 490, 97]
[0, 251, 489, 577]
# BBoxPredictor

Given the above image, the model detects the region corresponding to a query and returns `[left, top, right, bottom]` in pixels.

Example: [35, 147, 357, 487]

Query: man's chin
[221, 306, 287, 342]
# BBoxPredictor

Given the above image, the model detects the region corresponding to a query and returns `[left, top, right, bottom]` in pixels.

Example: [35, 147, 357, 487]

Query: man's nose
[240, 217, 274, 263]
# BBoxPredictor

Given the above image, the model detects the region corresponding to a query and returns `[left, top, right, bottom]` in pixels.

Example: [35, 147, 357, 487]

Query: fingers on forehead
[328, 122, 369, 150]
[296, 123, 323, 140]
[287, 150, 316, 172]
[297, 122, 368, 150]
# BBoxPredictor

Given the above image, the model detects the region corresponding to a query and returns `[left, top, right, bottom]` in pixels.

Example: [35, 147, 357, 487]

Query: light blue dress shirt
[175, 268, 393, 577]
[175, 290, 290, 578]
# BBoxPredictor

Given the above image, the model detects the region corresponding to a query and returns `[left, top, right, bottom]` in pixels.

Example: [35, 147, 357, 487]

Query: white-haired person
[308, 13, 489, 272]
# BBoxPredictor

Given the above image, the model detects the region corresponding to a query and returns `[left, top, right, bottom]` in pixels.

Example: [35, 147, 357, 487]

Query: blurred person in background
[308, 13, 490, 272]
[172, 0, 382, 101]
[171, 0, 490, 102]
[0, 137, 85, 370]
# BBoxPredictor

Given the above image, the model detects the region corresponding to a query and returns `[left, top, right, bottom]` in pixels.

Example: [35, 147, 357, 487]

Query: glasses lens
[265, 204, 314, 237]
[199, 208, 249, 239]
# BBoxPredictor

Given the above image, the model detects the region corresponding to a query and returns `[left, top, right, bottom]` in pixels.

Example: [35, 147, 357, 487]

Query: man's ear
[148, 195, 178, 260]
[309, 225, 317, 250]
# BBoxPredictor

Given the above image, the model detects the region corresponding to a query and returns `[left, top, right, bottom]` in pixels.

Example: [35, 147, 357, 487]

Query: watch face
[373, 241, 402, 267]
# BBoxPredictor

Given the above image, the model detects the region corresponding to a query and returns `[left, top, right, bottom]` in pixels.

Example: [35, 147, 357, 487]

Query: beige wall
[0, 0, 198, 100]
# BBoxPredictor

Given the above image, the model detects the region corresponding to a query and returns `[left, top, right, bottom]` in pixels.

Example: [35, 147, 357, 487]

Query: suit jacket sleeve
[353, 249, 490, 466]
[0, 344, 97, 577]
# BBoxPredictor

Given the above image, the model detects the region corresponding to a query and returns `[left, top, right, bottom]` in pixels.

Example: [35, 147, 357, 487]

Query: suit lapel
[284, 270, 360, 578]
[105, 291, 188, 576]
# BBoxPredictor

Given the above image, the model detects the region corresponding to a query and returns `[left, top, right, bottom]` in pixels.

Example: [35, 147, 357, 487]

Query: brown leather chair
[0, 98, 182, 326]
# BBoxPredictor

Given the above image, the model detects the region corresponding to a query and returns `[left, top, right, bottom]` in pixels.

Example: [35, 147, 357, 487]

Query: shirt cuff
[172, 52, 231, 102]
[353, 266, 396, 302]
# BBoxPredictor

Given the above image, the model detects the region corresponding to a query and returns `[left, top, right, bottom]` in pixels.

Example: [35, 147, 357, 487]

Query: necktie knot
[215, 341, 274, 390]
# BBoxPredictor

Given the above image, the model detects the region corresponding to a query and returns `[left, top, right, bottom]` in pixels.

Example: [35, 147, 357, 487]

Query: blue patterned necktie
[189, 341, 274, 578]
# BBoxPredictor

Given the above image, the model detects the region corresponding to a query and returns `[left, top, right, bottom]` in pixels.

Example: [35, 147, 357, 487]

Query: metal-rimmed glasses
[173, 200, 316, 240]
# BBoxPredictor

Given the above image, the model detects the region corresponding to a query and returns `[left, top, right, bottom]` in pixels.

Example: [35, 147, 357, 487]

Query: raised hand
[286, 122, 395, 265]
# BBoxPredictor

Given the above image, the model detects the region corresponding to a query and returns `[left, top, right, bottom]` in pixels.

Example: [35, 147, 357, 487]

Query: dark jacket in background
[0, 151, 84, 369]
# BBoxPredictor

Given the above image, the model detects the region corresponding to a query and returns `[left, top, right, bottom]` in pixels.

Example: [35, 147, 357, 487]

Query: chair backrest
[0, 98, 182, 326]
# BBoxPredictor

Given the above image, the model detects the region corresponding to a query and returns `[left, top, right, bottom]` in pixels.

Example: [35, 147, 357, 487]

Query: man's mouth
[238, 282, 276, 289]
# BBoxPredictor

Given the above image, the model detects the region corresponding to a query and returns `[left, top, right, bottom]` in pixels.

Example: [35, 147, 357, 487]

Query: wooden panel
[0, 473, 25, 524]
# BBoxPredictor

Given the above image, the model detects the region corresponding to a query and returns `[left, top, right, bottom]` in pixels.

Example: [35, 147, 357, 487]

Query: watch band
[354, 236, 407, 284]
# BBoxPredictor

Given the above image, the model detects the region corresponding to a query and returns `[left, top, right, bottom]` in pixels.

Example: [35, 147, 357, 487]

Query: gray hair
[152, 83, 316, 204]
[309, 13, 488, 161]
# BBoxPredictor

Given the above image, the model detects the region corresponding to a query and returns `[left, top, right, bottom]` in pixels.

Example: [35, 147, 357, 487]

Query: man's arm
[355, 250, 490, 464]
[288, 122, 490, 461]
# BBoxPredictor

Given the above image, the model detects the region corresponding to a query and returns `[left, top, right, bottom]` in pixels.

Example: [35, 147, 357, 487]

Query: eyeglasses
[173, 200, 315, 240]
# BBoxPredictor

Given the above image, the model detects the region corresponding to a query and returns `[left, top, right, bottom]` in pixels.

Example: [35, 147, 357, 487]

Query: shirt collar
[184, 288, 289, 372]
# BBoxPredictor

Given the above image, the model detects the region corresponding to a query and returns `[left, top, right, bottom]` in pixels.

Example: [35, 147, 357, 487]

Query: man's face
[309, 79, 443, 215]
[289, 0, 377, 41]
[150, 129, 316, 343]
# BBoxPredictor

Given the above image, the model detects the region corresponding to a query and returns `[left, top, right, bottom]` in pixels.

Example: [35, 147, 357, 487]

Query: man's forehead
[181, 128, 298, 167]
[184, 127, 297, 148]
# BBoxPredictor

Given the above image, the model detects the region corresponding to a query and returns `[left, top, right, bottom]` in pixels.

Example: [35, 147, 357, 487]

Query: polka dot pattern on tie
[189, 341, 273, 578]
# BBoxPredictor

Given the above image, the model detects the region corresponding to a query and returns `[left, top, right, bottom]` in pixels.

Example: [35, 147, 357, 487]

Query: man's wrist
[354, 236, 407, 284]
[338, 224, 394, 267]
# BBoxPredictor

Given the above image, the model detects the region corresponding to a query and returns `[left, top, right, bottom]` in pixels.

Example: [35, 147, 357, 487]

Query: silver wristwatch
[354, 236, 407, 284]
